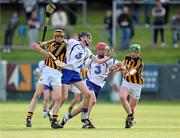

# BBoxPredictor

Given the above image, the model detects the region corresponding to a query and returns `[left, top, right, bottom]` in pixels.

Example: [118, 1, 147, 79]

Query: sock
[52, 114, 58, 122]
[67, 112, 72, 119]
[81, 108, 88, 120]
[128, 113, 134, 118]
[45, 109, 50, 113]
[68, 107, 73, 111]
[61, 113, 71, 126]
[27, 112, 33, 120]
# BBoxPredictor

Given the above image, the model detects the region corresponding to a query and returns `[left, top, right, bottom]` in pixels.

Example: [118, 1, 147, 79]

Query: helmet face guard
[78, 32, 92, 46]
[53, 29, 64, 38]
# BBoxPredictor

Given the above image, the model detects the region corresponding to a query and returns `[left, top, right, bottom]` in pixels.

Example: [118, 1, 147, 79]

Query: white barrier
[0, 60, 7, 101]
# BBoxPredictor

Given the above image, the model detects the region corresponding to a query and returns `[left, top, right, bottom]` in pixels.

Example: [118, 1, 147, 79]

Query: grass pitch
[0, 101, 180, 138]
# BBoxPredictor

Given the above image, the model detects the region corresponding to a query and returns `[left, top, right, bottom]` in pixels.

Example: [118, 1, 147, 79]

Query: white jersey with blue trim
[64, 39, 93, 73]
[84, 56, 116, 87]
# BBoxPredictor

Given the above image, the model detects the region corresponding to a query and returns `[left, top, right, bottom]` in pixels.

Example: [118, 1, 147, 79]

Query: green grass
[0, 101, 180, 138]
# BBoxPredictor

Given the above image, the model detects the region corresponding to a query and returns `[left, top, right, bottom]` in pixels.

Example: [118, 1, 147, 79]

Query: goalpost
[112, 0, 117, 49]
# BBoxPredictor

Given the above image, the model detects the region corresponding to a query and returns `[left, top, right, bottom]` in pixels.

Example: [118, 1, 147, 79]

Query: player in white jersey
[60, 42, 117, 128]
[67, 84, 81, 112]
[56, 32, 113, 128]
[34, 60, 54, 118]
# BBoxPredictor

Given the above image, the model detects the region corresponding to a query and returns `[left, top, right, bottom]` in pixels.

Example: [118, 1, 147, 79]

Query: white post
[82, 1, 87, 25]
[112, 0, 117, 48]
[0, 60, 7, 101]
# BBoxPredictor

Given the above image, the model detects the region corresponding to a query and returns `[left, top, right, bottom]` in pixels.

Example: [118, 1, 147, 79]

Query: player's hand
[125, 69, 137, 76]
[39, 42, 46, 47]
[55, 60, 65, 67]
[125, 71, 130, 77]
[116, 62, 125, 71]
[32, 43, 39, 49]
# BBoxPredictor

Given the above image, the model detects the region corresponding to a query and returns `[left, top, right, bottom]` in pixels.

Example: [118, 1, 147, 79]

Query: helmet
[96, 42, 108, 50]
[78, 32, 92, 46]
[130, 44, 141, 52]
[78, 32, 92, 39]
[96, 42, 108, 58]
[53, 29, 64, 38]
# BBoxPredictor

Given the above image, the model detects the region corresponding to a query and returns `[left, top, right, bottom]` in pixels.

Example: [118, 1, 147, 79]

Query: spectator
[152, 0, 166, 47]
[27, 10, 40, 47]
[171, 12, 180, 48]
[68, 3, 78, 26]
[144, 0, 154, 28]
[104, 10, 113, 47]
[131, 0, 141, 25]
[23, 0, 37, 22]
[160, 0, 169, 24]
[3, 12, 19, 53]
[37, 0, 45, 26]
[117, 6, 133, 50]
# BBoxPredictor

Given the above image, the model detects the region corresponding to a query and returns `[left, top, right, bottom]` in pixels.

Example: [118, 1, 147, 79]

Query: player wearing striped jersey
[60, 42, 116, 128]
[26, 29, 66, 129]
[57, 32, 113, 128]
[118, 44, 144, 128]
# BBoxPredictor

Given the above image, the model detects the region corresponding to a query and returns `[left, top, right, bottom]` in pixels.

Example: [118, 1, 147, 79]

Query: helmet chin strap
[83, 38, 89, 46]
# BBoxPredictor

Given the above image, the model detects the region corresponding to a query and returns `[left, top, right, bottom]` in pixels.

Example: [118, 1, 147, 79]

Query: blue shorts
[85, 79, 101, 98]
[62, 69, 82, 85]
[44, 84, 53, 91]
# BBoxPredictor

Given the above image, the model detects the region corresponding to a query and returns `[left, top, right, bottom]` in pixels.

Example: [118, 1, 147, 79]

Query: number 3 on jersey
[95, 66, 101, 74]
[75, 53, 83, 59]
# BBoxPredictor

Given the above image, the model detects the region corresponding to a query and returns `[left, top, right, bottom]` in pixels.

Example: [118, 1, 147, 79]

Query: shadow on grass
[1, 126, 179, 132]
[1, 127, 125, 131]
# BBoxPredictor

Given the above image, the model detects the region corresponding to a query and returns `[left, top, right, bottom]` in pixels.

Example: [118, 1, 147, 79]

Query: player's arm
[109, 59, 119, 73]
[125, 59, 143, 77]
[90, 55, 112, 64]
[115, 59, 134, 76]
[32, 42, 50, 58]
[115, 60, 126, 72]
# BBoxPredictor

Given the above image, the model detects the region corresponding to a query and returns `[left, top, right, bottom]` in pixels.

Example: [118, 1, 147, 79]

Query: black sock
[128, 113, 133, 118]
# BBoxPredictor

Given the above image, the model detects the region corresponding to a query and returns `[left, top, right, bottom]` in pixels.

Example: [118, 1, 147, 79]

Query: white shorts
[68, 85, 81, 94]
[121, 79, 142, 99]
[38, 66, 62, 86]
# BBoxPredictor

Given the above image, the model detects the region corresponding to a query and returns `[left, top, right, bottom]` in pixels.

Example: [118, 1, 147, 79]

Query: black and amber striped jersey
[123, 54, 144, 85]
[44, 40, 66, 71]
